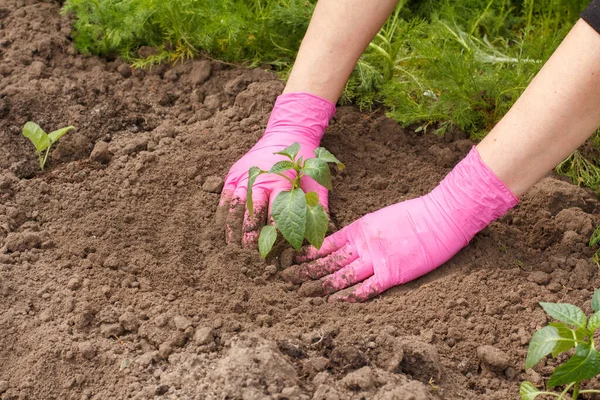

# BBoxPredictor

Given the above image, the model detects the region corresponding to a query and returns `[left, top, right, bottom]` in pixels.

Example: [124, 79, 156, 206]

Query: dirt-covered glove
[218, 92, 336, 247]
[281, 147, 519, 302]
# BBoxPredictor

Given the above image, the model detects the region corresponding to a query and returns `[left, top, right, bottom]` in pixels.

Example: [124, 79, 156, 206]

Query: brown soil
[2, 1, 600, 400]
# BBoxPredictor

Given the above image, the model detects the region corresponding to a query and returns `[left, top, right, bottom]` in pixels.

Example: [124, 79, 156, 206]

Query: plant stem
[292, 165, 301, 190]
[274, 173, 294, 185]
[558, 383, 576, 400]
[572, 382, 580, 400]
[537, 392, 560, 398]
[580, 390, 600, 394]
[38, 152, 44, 171]
[42, 144, 53, 171]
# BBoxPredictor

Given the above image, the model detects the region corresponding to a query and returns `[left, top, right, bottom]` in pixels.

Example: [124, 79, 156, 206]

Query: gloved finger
[300, 175, 329, 213]
[297, 258, 373, 297]
[216, 180, 236, 227]
[242, 189, 269, 248]
[280, 245, 358, 284]
[225, 186, 248, 245]
[294, 227, 349, 264]
[328, 275, 387, 303]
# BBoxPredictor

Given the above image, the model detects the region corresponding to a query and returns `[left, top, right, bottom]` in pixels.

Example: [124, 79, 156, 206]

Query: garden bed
[1, 1, 600, 399]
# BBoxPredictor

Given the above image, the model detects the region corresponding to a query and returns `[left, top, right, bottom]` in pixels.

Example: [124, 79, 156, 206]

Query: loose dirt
[2, 1, 600, 399]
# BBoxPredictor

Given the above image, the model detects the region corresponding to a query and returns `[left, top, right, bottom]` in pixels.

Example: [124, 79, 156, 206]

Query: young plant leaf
[305, 203, 328, 249]
[588, 311, 600, 332]
[269, 161, 295, 174]
[314, 147, 345, 170]
[519, 381, 543, 400]
[272, 189, 306, 250]
[275, 143, 300, 161]
[548, 322, 580, 357]
[547, 344, 600, 388]
[592, 288, 600, 312]
[258, 225, 277, 258]
[525, 325, 577, 369]
[22, 122, 50, 153]
[246, 167, 264, 219]
[48, 126, 75, 143]
[302, 158, 332, 190]
[540, 302, 587, 329]
[305, 191, 320, 207]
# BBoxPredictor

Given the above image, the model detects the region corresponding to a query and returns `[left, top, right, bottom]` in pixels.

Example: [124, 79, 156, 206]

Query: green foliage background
[62, 0, 590, 137]
[63, 0, 600, 189]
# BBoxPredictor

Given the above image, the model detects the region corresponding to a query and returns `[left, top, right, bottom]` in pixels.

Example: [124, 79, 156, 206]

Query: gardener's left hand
[217, 92, 336, 247]
[281, 147, 519, 302]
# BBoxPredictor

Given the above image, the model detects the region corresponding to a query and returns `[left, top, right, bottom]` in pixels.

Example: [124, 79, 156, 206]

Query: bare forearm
[283, 0, 398, 103]
[477, 20, 600, 197]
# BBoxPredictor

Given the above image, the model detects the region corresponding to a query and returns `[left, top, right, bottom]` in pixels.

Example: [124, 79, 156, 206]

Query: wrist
[262, 92, 336, 144]
[426, 147, 519, 244]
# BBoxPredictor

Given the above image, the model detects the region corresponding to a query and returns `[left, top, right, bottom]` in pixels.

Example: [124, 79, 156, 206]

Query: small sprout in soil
[22, 121, 75, 171]
[520, 288, 600, 400]
[246, 143, 344, 258]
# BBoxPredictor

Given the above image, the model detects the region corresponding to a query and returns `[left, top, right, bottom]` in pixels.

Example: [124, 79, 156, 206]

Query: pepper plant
[22, 122, 75, 171]
[247, 143, 344, 258]
[520, 288, 600, 399]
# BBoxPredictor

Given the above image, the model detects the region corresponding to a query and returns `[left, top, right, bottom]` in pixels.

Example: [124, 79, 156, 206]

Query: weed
[22, 122, 75, 171]
[520, 288, 600, 399]
[62, 0, 314, 67]
[246, 143, 344, 258]
[555, 151, 600, 194]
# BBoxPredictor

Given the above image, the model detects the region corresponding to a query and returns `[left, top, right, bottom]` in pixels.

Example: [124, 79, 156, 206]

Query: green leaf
[588, 311, 600, 332]
[305, 204, 328, 249]
[575, 326, 590, 340]
[48, 126, 75, 143]
[592, 288, 600, 312]
[305, 191, 319, 207]
[246, 167, 264, 219]
[525, 325, 578, 369]
[302, 158, 332, 190]
[274, 142, 300, 160]
[548, 322, 580, 357]
[272, 189, 306, 250]
[314, 147, 345, 170]
[540, 302, 587, 329]
[269, 161, 295, 174]
[258, 225, 277, 258]
[547, 344, 600, 388]
[519, 381, 543, 400]
[22, 122, 50, 153]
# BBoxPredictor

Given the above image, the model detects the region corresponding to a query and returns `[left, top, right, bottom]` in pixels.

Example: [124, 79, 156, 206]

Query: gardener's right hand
[218, 92, 336, 247]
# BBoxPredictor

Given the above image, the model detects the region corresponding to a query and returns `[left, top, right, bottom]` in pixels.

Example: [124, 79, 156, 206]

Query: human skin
[222, 2, 600, 301]
[283, 0, 399, 103]
[219, 0, 398, 246]
[477, 19, 600, 197]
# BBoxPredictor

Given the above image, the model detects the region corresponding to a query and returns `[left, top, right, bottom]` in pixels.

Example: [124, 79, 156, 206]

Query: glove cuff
[429, 146, 519, 243]
[263, 92, 336, 144]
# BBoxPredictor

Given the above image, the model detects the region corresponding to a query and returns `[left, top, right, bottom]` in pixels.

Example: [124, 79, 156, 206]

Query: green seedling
[520, 288, 600, 400]
[246, 143, 344, 258]
[22, 122, 75, 171]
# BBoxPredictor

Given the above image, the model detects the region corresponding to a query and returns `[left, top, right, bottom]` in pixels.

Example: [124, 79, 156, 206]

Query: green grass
[62, 0, 314, 67]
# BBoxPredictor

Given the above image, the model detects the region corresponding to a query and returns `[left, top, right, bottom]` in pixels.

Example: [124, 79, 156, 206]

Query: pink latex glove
[281, 147, 519, 302]
[218, 92, 336, 246]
